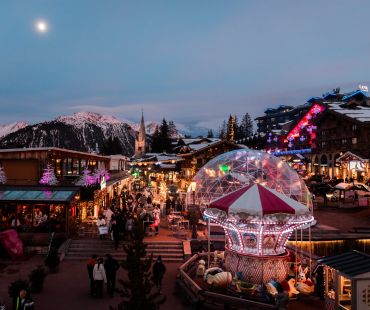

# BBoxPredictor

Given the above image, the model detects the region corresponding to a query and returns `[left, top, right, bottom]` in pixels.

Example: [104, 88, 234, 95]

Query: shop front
[0, 187, 79, 235]
[337, 151, 369, 182]
[318, 250, 370, 310]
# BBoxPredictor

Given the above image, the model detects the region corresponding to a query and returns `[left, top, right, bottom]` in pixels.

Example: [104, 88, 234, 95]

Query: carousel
[205, 183, 314, 283]
[180, 149, 316, 307]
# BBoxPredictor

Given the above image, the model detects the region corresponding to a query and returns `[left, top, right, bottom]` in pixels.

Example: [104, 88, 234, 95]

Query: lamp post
[189, 181, 197, 205]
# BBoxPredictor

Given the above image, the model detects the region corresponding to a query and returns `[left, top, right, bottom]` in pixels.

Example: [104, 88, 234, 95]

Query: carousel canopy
[208, 183, 309, 217]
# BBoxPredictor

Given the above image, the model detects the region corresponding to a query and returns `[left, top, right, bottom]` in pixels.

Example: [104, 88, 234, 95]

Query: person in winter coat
[15, 289, 34, 310]
[153, 207, 160, 235]
[93, 257, 107, 298]
[97, 215, 106, 240]
[104, 254, 120, 297]
[86, 254, 97, 296]
[152, 256, 166, 292]
[109, 219, 121, 250]
[125, 216, 133, 239]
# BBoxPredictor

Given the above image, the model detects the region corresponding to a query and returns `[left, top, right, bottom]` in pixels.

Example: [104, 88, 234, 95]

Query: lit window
[352, 137, 357, 144]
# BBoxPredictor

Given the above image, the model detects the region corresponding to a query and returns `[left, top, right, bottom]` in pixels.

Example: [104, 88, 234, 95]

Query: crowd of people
[86, 253, 166, 298]
[96, 190, 169, 247]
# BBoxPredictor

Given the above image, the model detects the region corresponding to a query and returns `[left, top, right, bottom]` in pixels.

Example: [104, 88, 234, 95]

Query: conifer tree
[39, 164, 58, 186]
[227, 114, 236, 142]
[113, 220, 165, 310]
[207, 129, 214, 138]
[219, 120, 227, 139]
[75, 169, 95, 186]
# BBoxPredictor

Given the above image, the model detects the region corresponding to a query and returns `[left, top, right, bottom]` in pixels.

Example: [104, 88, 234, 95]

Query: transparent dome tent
[186, 149, 314, 283]
[187, 149, 312, 211]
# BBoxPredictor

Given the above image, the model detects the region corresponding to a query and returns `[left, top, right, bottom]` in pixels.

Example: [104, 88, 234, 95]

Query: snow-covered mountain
[0, 112, 135, 156]
[128, 120, 159, 135]
[0, 122, 28, 138]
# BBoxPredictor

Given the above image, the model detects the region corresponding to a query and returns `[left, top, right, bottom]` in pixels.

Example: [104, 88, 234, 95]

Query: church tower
[135, 111, 146, 158]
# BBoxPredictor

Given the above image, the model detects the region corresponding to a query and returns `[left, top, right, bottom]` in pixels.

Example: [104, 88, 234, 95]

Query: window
[321, 141, 326, 148]
[352, 137, 357, 145]
[342, 139, 348, 145]
[352, 124, 357, 131]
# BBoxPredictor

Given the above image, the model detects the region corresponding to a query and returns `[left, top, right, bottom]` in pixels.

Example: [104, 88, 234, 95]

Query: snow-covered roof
[328, 103, 370, 122]
[108, 154, 130, 160]
[134, 153, 182, 163]
[182, 138, 220, 145]
[0, 147, 109, 159]
[156, 163, 176, 169]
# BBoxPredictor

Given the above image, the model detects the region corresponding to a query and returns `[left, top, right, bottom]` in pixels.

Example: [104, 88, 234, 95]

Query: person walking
[93, 257, 107, 298]
[97, 215, 106, 240]
[109, 219, 120, 250]
[104, 254, 120, 297]
[86, 254, 97, 296]
[125, 216, 133, 239]
[15, 289, 34, 310]
[152, 256, 166, 293]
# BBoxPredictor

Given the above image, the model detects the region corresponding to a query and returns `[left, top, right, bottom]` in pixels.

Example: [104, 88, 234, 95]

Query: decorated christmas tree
[39, 164, 58, 186]
[75, 169, 95, 187]
[113, 220, 165, 310]
[94, 168, 110, 183]
[0, 166, 6, 184]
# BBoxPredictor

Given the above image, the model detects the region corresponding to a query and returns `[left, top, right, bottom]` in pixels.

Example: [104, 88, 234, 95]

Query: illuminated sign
[100, 176, 106, 190]
[359, 84, 369, 92]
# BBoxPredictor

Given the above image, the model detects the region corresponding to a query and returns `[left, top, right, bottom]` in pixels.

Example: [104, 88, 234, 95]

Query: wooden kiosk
[318, 250, 370, 310]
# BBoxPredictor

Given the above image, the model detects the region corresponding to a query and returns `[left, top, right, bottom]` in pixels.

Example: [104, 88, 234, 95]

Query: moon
[35, 20, 48, 33]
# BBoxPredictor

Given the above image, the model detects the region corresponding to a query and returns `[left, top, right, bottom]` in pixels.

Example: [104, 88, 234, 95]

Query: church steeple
[135, 110, 146, 158]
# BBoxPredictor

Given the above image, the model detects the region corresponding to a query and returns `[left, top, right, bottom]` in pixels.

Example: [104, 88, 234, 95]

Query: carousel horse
[296, 266, 315, 294]
[204, 267, 232, 288]
[281, 278, 300, 297]
[196, 259, 206, 277]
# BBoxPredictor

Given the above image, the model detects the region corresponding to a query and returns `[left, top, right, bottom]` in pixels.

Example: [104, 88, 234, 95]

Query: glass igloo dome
[187, 149, 314, 256]
[187, 149, 312, 210]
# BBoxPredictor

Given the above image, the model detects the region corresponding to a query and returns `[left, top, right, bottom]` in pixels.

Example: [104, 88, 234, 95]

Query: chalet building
[253, 87, 370, 179]
[0, 147, 109, 185]
[312, 89, 370, 180]
[0, 148, 130, 237]
[176, 138, 244, 183]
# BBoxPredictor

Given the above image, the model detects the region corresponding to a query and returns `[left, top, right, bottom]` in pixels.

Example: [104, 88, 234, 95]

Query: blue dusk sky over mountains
[0, 0, 369, 132]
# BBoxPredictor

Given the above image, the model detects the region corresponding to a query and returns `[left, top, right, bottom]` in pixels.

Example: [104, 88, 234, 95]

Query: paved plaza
[1, 206, 369, 309]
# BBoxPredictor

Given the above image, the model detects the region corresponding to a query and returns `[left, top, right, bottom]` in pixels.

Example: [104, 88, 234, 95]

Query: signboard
[100, 176, 106, 190]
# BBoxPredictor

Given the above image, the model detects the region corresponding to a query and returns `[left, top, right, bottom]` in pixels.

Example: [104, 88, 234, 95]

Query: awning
[0, 188, 78, 203]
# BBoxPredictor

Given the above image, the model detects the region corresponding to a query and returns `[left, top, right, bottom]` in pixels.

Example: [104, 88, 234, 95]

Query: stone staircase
[64, 239, 184, 262]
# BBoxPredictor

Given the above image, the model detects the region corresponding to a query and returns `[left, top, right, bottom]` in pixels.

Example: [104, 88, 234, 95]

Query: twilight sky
[0, 0, 370, 133]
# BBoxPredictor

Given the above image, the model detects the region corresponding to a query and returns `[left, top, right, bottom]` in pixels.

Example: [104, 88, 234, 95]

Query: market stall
[0, 186, 79, 235]
[317, 250, 370, 310]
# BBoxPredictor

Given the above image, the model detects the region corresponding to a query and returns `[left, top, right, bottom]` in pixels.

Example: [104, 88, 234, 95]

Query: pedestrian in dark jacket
[152, 256, 166, 292]
[104, 254, 120, 297]
[15, 289, 34, 310]
[110, 219, 121, 250]
[87, 254, 97, 296]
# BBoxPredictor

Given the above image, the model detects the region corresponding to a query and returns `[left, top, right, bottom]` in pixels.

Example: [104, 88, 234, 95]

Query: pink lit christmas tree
[0, 166, 6, 184]
[94, 168, 110, 183]
[75, 169, 95, 187]
[39, 164, 59, 186]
